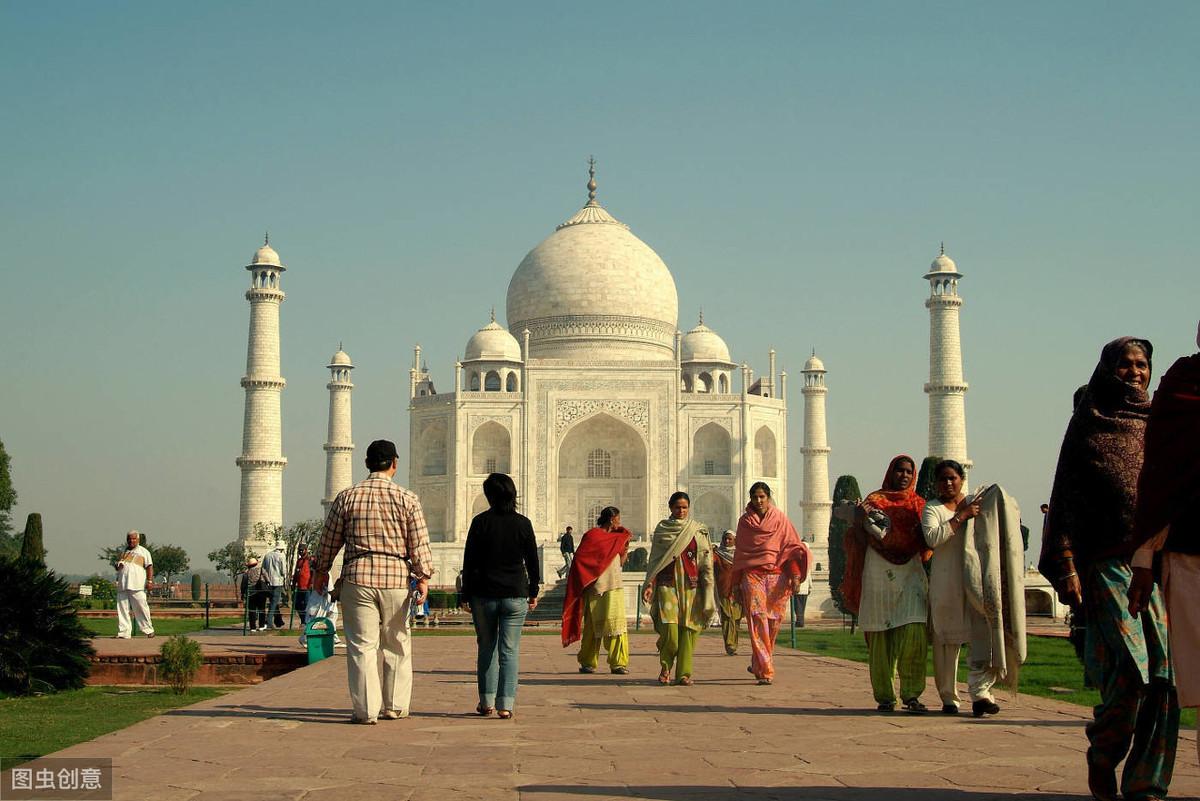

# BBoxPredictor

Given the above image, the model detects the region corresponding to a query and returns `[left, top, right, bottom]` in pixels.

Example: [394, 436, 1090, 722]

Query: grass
[780, 627, 1196, 726]
[0, 686, 232, 766]
[81, 616, 245, 637]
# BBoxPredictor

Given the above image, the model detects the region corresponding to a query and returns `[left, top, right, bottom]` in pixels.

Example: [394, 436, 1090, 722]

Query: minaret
[322, 346, 355, 509]
[924, 244, 972, 477]
[236, 235, 287, 553]
[800, 351, 832, 572]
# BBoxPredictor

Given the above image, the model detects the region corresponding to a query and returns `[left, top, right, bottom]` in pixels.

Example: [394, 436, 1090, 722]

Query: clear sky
[2, 2, 1197, 577]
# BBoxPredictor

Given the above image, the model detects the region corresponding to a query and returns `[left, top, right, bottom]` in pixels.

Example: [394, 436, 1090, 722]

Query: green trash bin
[304, 616, 336, 664]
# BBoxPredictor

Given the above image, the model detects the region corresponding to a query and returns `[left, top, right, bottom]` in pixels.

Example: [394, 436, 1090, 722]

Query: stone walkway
[48, 632, 1200, 800]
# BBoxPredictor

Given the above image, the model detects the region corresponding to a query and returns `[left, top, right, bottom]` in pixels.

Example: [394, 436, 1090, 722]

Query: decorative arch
[718, 373, 729, 394]
[484, 370, 501, 391]
[692, 491, 733, 540]
[418, 420, 448, 476]
[697, 372, 713, 393]
[754, 426, 778, 478]
[469, 372, 481, 391]
[471, 421, 511, 475]
[693, 422, 731, 476]
[422, 490, 448, 541]
[682, 373, 694, 393]
[505, 372, 518, 392]
[557, 413, 647, 538]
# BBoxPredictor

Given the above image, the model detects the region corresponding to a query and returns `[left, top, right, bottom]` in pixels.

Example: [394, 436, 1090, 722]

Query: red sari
[560, 526, 631, 647]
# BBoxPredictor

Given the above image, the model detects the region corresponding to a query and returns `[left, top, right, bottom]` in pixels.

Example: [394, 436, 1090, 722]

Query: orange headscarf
[840, 455, 929, 615]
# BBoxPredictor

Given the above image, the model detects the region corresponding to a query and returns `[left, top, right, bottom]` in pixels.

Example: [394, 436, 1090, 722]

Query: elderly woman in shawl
[732, 482, 811, 685]
[712, 530, 743, 656]
[1129, 322, 1200, 769]
[561, 506, 633, 675]
[1040, 336, 1178, 801]
[842, 455, 930, 713]
[641, 492, 715, 686]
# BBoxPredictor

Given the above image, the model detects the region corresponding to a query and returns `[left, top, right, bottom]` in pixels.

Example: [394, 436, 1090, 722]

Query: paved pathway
[50, 632, 1199, 800]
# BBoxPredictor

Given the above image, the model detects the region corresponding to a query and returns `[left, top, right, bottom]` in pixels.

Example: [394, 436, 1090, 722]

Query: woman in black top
[461, 473, 540, 719]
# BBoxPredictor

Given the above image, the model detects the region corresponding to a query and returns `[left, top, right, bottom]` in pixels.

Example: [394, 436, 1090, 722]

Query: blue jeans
[471, 596, 528, 711]
[269, 586, 284, 627]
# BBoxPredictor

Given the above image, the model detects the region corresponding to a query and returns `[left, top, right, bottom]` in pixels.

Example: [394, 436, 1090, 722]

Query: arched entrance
[557, 413, 648, 539]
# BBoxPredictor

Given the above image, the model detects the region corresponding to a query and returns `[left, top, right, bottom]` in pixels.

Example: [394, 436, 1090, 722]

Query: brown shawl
[841, 455, 928, 616]
[1133, 352, 1200, 552]
[1040, 336, 1153, 579]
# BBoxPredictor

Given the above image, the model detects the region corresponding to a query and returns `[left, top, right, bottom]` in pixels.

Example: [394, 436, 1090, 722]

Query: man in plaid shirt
[314, 439, 434, 724]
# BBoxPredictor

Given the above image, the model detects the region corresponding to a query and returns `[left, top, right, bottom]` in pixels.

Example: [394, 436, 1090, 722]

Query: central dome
[506, 169, 678, 359]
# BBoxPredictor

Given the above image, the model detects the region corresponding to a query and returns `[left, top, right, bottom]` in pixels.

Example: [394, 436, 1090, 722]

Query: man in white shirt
[115, 530, 155, 638]
[261, 541, 287, 628]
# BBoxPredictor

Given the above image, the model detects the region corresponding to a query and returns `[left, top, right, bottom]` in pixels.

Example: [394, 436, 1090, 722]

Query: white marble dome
[506, 180, 678, 359]
[803, 353, 825, 372]
[250, 242, 283, 268]
[329, 349, 353, 367]
[929, 248, 958, 274]
[465, 319, 522, 362]
[681, 318, 732, 363]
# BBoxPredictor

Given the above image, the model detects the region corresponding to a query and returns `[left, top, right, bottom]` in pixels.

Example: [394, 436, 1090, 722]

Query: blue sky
[2, 2, 1197, 576]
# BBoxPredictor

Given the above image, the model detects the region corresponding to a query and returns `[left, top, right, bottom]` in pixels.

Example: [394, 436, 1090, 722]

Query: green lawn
[0, 687, 232, 766]
[781, 627, 1196, 726]
[82, 616, 245, 637]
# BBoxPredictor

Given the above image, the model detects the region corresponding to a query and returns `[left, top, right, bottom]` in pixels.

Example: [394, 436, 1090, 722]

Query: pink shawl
[731, 502, 811, 588]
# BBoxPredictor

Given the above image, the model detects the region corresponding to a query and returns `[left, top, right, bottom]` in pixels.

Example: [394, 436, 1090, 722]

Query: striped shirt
[315, 473, 434, 588]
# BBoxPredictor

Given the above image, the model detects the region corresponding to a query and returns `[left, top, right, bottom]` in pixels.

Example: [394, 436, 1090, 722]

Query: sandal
[475, 704, 494, 717]
[757, 678, 772, 685]
[902, 698, 928, 714]
[676, 675, 694, 686]
[497, 709, 513, 720]
[658, 668, 671, 685]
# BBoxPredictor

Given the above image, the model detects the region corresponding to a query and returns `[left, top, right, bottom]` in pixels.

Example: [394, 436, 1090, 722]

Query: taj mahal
[233, 162, 973, 619]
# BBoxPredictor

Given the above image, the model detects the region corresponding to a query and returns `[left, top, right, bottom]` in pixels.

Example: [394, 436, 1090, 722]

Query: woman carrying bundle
[642, 492, 715, 686]
[561, 506, 633, 675]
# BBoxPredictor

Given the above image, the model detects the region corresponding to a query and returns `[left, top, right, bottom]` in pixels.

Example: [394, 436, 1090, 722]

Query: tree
[99, 531, 148, 570]
[827, 474, 863, 617]
[0, 559, 95, 694]
[20, 513, 45, 567]
[0, 438, 17, 559]
[153, 544, 190, 586]
[207, 540, 247, 583]
[281, 519, 322, 590]
[915, 456, 942, 502]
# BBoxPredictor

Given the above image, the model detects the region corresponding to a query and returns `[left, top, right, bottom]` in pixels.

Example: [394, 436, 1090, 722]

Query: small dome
[465, 319, 522, 362]
[329, 349, 353, 368]
[251, 243, 282, 268]
[803, 353, 826, 372]
[928, 244, 958, 275]
[681, 317, 732, 363]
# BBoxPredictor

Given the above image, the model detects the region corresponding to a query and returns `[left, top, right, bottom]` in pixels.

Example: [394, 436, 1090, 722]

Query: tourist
[713, 530, 743, 655]
[732, 482, 810, 685]
[561, 506, 632, 675]
[461, 472, 540, 718]
[292, 543, 313, 625]
[114, 530, 155, 639]
[261, 540, 287, 628]
[1129, 321, 1200, 767]
[1041, 337, 1178, 801]
[240, 556, 268, 631]
[313, 439, 434, 724]
[642, 492, 715, 686]
[841, 455, 930, 713]
[558, 525, 575, 577]
[922, 460, 1001, 716]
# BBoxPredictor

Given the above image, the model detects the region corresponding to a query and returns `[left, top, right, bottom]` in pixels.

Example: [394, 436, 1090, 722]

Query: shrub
[159, 635, 204, 694]
[20, 513, 45, 567]
[191, 574, 202, 601]
[0, 558, 94, 694]
[426, 589, 456, 610]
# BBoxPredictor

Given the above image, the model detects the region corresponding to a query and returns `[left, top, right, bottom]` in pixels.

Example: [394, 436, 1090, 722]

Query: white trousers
[933, 642, 998, 706]
[341, 581, 413, 721]
[116, 589, 154, 637]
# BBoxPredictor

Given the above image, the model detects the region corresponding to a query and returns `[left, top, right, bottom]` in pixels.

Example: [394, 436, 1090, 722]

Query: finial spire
[339, 341, 343, 351]
[939, 241, 945, 256]
[812, 346, 816, 357]
[264, 231, 270, 246]
[587, 156, 597, 203]
[490, 305, 496, 324]
[698, 307, 704, 325]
